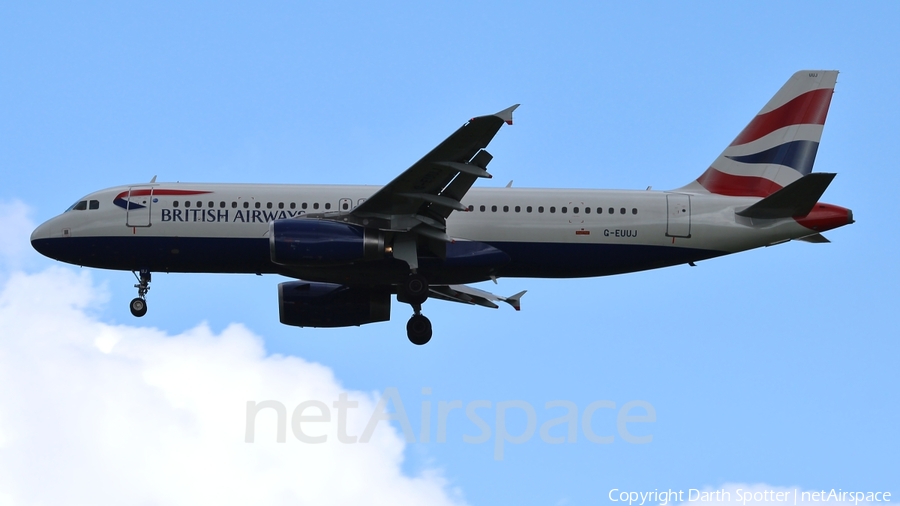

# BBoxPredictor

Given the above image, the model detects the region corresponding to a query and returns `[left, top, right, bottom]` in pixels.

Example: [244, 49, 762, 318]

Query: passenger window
[186, 201, 191, 208]
[503, 205, 509, 212]
[342, 202, 348, 210]
[313, 203, 319, 210]
[196, 201, 202, 208]
[290, 203, 296, 209]
[208, 201, 214, 208]
[220, 201, 225, 208]
[597, 207, 602, 214]
[480, 205, 486, 212]
[467, 205, 474, 211]
[279, 202, 284, 209]
[550, 207, 556, 213]
[173, 201, 180, 208]
[608, 207, 614, 214]
[573, 207, 579, 214]
[266, 202, 273, 209]
[527, 206, 532, 213]
[243, 202, 249, 209]
[561, 207, 567, 214]
[632, 208, 638, 215]
[89, 200, 99, 210]
[585, 207, 591, 214]
[620, 207, 626, 214]
[491, 205, 497, 212]
[515, 206, 521, 212]
[538, 206, 544, 213]
[232, 202, 237, 208]
[325, 203, 331, 210]
[302, 203, 308, 209]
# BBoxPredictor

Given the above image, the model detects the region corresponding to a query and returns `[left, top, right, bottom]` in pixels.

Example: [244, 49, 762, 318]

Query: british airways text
[160, 209, 305, 223]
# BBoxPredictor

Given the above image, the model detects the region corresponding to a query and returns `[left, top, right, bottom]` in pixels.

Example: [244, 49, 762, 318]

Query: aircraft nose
[31, 221, 48, 243]
[30, 219, 57, 257]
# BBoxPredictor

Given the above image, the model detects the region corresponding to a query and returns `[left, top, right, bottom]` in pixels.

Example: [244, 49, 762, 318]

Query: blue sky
[1, 2, 897, 505]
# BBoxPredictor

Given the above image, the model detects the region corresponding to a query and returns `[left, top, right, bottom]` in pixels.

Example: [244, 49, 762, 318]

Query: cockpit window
[66, 199, 100, 212]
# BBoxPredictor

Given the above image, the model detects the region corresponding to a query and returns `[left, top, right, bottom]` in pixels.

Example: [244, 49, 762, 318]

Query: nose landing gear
[130, 269, 151, 317]
[399, 274, 432, 345]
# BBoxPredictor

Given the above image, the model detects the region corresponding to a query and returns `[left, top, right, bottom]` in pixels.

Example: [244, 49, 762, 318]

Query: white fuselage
[31, 182, 816, 284]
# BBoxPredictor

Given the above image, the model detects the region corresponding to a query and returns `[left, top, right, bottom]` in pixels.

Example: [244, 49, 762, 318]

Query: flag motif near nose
[113, 189, 211, 210]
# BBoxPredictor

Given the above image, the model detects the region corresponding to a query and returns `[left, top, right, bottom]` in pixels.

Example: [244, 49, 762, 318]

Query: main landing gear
[400, 273, 432, 345]
[130, 269, 151, 317]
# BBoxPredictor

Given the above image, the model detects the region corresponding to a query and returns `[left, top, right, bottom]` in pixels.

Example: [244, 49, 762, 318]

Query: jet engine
[278, 281, 390, 328]
[269, 219, 384, 265]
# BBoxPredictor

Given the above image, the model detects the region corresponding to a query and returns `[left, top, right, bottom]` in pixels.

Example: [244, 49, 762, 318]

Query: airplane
[31, 70, 853, 345]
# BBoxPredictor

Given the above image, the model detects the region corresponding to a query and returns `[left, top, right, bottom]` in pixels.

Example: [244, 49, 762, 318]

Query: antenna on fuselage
[149, 175, 157, 183]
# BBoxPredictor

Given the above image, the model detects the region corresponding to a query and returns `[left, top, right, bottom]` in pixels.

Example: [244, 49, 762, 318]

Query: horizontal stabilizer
[796, 232, 830, 243]
[736, 172, 836, 219]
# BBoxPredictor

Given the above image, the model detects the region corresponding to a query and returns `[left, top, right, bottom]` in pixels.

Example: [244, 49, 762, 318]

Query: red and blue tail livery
[32, 72, 853, 345]
[687, 71, 837, 197]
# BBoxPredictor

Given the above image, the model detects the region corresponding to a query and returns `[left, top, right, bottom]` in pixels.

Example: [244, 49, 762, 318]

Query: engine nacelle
[269, 219, 384, 265]
[278, 281, 391, 328]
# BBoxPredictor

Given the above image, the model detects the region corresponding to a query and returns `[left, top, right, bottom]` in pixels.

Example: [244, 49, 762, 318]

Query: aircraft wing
[351, 105, 519, 234]
[429, 284, 526, 311]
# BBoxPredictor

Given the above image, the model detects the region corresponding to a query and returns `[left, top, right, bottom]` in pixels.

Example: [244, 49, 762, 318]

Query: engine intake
[278, 281, 391, 328]
[270, 219, 384, 265]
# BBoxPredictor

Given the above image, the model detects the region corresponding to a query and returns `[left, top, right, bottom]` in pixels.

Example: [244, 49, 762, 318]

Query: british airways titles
[160, 208, 305, 223]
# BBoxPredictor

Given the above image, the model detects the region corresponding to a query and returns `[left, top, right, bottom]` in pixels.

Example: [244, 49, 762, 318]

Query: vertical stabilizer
[680, 71, 838, 197]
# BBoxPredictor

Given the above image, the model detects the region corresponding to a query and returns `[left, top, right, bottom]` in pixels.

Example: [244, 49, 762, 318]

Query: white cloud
[0, 266, 466, 506]
[0, 200, 34, 272]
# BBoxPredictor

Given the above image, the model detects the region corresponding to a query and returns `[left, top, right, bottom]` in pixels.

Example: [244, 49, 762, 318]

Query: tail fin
[681, 70, 838, 197]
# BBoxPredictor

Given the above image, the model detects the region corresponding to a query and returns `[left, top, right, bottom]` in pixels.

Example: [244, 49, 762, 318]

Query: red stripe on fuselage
[730, 88, 833, 146]
[696, 168, 784, 197]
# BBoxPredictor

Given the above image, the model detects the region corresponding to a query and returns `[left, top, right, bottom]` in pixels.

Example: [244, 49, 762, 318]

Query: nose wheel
[130, 269, 151, 317]
[130, 297, 148, 317]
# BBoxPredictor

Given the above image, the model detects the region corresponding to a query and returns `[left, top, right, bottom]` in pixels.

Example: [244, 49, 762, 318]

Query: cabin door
[665, 193, 691, 238]
[126, 186, 154, 227]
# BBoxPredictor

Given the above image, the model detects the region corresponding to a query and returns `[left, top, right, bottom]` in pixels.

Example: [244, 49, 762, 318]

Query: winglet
[494, 104, 520, 125]
[503, 290, 527, 311]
